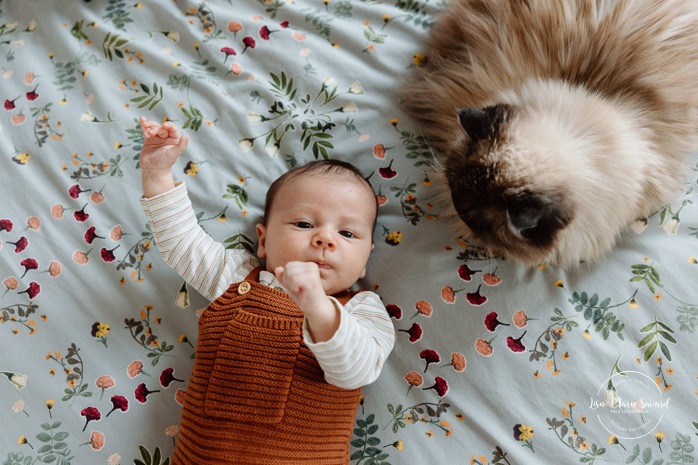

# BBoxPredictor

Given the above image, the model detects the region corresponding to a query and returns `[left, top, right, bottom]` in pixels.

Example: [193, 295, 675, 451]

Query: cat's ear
[457, 105, 511, 142]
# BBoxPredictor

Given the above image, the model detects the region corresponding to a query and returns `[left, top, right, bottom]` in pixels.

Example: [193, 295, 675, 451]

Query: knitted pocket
[203, 309, 302, 424]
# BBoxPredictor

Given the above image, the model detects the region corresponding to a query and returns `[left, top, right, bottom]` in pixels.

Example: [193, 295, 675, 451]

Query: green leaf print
[638, 317, 677, 362]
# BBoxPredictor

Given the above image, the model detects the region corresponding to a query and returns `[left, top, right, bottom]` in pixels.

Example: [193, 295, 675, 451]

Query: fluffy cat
[402, 0, 698, 268]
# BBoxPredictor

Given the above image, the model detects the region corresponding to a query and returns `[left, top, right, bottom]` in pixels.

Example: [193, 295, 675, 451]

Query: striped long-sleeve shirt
[140, 182, 395, 389]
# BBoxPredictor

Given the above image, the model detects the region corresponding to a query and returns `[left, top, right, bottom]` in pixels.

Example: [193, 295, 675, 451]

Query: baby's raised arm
[140, 116, 189, 198]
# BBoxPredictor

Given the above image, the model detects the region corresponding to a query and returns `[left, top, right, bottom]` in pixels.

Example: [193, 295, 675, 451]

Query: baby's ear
[255, 223, 267, 258]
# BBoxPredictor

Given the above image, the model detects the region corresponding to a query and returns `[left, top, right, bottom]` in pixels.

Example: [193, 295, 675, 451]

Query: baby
[139, 117, 395, 464]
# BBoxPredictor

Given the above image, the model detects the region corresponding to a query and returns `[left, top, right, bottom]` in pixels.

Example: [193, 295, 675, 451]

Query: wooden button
[237, 282, 251, 295]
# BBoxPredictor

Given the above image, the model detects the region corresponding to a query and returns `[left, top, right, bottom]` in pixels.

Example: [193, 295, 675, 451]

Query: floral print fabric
[1, 1, 697, 465]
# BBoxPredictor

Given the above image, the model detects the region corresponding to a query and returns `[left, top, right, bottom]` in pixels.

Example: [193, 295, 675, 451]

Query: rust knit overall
[172, 268, 362, 465]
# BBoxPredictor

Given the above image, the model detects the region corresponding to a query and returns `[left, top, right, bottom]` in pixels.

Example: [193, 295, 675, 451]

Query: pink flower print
[127, 360, 148, 379]
[4, 96, 20, 111]
[512, 309, 530, 328]
[0, 218, 14, 232]
[74, 205, 89, 222]
[404, 371, 423, 395]
[419, 349, 440, 372]
[26, 216, 41, 231]
[100, 245, 119, 262]
[241, 36, 256, 53]
[412, 300, 432, 319]
[72, 249, 91, 265]
[457, 263, 480, 282]
[20, 258, 38, 278]
[95, 375, 115, 400]
[373, 143, 387, 159]
[109, 225, 124, 242]
[135, 383, 160, 403]
[484, 311, 510, 332]
[87, 430, 105, 451]
[51, 204, 65, 219]
[69, 184, 91, 199]
[220, 46, 237, 63]
[378, 160, 397, 179]
[507, 332, 527, 353]
[423, 376, 448, 397]
[24, 72, 35, 85]
[466, 285, 487, 306]
[81, 406, 101, 431]
[398, 322, 423, 343]
[106, 395, 129, 417]
[9, 236, 28, 253]
[174, 388, 186, 406]
[25, 85, 40, 101]
[227, 21, 243, 34]
[90, 191, 105, 205]
[18, 281, 41, 299]
[444, 352, 467, 372]
[386, 303, 402, 319]
[84, 226, 105, 244]
[47, 260, 62, 277]
[3, 276, 19, 296]
[159, 367, 184, 388]
[11, 112, 26, 125]
[475, 337, 496, 357]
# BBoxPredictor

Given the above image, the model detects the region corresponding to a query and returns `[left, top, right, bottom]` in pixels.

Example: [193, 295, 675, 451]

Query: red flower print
[419, 349, 441, 372]
[242, 36, 256, 53]
[386, 303, 402, 319]
[279, 20, 289, 28]
[69, 184, 91, 199]
[0, 218, 13, 232]
[484, 311, 510, 332]
[84, 226, 104, 244]
[457, 263, 480, 282]
[159, 367, 184, 388]
[260, 25, 273, 40]
[507, 331, 527, 353]
[100, 245, 119, 262]
[9, 236, 28, 253]
[466, 285, 487, 306]
[26, 85, 40, 101]
[220, 46, 237, 63]
[18, 281, 41, 299]
[398, 322, 423, 343]
[80, 406, 101, 431]
[4, 96, 20, 111]
[423, 376, 448, 397]
[135, 383, 160, 403]
[74, 205, 89, 222]
[378, 159, 397, 179]
[106, 395, 129, 417]
[20, 258, 38, 278]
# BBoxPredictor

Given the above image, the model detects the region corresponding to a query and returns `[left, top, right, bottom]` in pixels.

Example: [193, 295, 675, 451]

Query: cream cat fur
[403, 0, 698, 268]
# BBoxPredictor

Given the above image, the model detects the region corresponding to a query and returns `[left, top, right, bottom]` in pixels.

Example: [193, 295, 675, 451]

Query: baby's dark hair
[263, 159, 377, 229]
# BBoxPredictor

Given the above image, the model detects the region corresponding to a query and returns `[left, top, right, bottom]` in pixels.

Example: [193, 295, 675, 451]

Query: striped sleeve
[140, 181, 259, 301]
[303, 291, 395, 390]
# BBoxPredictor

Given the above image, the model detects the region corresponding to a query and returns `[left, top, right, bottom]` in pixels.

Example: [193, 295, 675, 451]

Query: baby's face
[256, 173, 376, 295]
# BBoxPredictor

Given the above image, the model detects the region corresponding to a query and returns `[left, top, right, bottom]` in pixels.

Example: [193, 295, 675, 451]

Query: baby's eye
[339, 230, 354, 238]
[295, 221, 312, 229]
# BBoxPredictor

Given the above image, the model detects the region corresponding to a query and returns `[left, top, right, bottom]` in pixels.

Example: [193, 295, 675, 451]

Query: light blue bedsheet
[1, 1, 697, 464]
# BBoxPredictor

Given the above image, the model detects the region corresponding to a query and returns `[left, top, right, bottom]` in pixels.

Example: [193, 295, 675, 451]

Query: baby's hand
[275, 261, 338, 342]
[139, 116, 189, 176]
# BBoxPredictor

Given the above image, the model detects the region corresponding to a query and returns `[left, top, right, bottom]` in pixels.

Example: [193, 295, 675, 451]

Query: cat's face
[445, 105, 575, 266]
